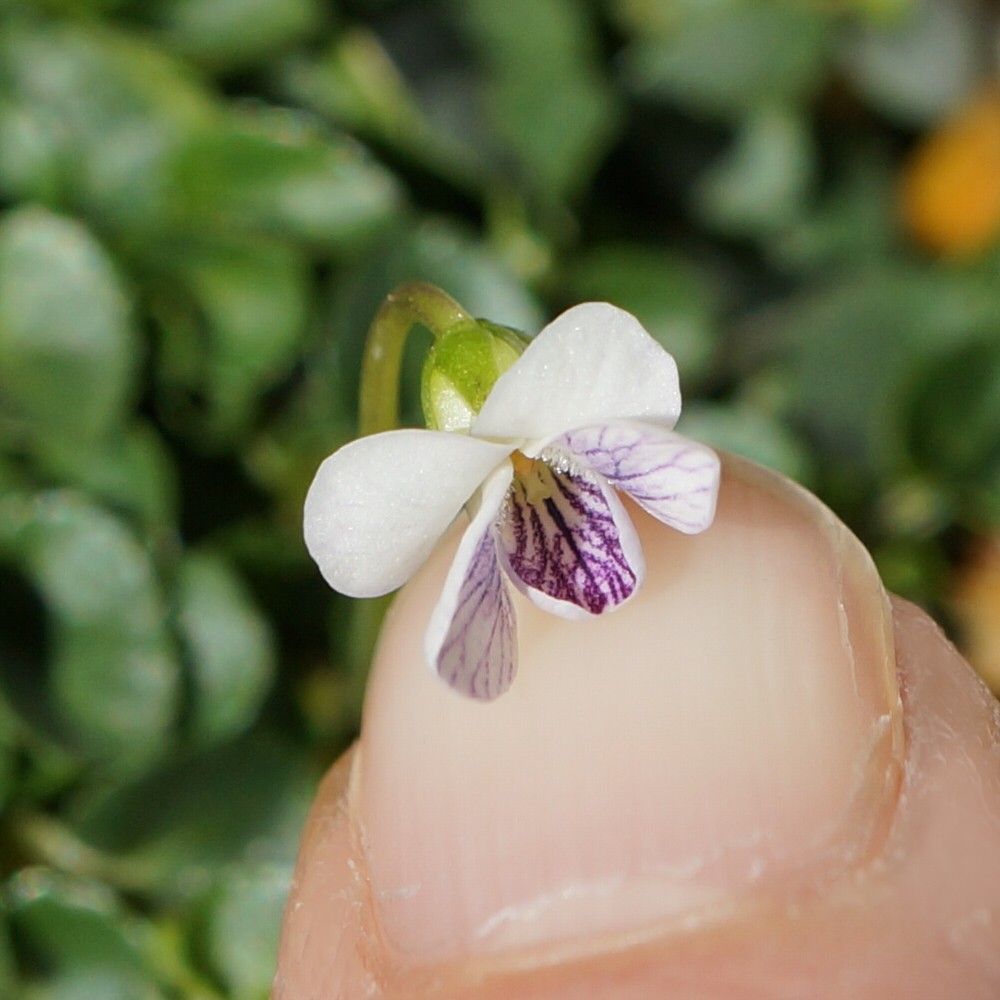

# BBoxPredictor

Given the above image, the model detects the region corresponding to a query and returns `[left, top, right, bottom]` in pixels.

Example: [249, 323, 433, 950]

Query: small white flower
[304, 303, 721, 700]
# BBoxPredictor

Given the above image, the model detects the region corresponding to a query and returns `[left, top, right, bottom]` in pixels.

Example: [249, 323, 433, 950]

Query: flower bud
[421, 320, 527, 432]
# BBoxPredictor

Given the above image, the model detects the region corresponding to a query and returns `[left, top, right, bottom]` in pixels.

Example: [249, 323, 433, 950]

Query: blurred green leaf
[841, 0, 982, 126]
[22, 970, 163, 1000]
[624, 2, 831, 119]
[335, 593, 390, 737]
[606, 0, 688, 38]
[278, 28, 483, 195]
[4, 493, 179, 765]
[0, 556, 56, 753]
[0, 741, 14, 817]
[168, 109, 401, 249]
[0, 22, 214, 229]
[770, 153, 895, 273]
[33, 423, 177, 533]
[456, 0, 619, 199]
[0, 916, 16, 998]
[0, 208, 137, 444]
[777, 264, 1000, 469]
[6, 869, 142, 971]
[563, 243, 720, 383]
[243, 358, 354, 518]
[18, 738, 82, 806]
[280, 29, 426, 134]
[73, 735, 315, 900]
[873, 537, 949, 606]
[679, 402, 812, 482]
[176, 552, 275, 747]
[0, 98, 63, 205]
[970, 466, 1000, 528]
[876, 474, 952, 539]
[203, 861, 291, 1000]
[150, 0, 322, 72]
[695, 108, 814, 237]
[15, 0, 133, 12]
[153, 238, 310, 442]
[905, 337, 1000, 483]
[405, 221, 544, 332]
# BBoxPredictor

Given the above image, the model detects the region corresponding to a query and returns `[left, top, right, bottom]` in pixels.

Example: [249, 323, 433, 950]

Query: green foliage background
[0, 0, 998, 995]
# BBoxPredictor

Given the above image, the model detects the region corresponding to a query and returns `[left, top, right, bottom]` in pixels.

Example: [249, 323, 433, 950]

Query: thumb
[273, 456, 1000, 998]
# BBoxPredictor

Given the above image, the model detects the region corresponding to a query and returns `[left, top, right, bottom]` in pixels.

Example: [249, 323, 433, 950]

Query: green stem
[10, 810, 156, 893]
[11, 815, 225, 998]
[143, 919, 226, 1000]
[358, 282, 474, 436]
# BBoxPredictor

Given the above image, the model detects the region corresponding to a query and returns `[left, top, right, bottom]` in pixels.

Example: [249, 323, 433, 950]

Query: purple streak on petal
[498, 465, 638, 615]
[555, 422, 720, 534]
[435, 529, 516, 700]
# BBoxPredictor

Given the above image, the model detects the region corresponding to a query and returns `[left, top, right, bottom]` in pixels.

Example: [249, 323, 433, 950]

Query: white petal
[496, 462, 645, 620]
[304, 430, 512, 598]
[425, 463, 517, 700]
[554, 421, 720, 534]
[473, 302, 681, 443]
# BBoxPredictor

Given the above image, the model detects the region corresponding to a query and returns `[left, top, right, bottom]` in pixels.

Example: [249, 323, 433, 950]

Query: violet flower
[304, 303, 720, 700]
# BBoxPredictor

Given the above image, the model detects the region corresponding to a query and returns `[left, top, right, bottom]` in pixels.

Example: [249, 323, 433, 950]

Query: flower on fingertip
[304, 302, 721, 701]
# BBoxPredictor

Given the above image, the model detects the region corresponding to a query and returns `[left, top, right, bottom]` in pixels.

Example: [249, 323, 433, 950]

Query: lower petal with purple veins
[555, 421, 720, 534]
[425, 463, 517, 700]
[497, 462, 642, 617]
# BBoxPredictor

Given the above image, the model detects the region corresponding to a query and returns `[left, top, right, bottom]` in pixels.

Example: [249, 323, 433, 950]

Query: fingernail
[353, 455, 904, 964]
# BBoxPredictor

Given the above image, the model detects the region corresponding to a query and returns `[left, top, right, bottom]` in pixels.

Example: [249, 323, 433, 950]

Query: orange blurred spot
[952, 536, 1000, 694]
[900, 87, 1000, 257]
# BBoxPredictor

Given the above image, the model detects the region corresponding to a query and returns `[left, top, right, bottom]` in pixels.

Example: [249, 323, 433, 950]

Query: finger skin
[273, 597, 1000, 999]
[270, 751, 373, 998]
[356, 455, 903, 965]
[274, 456, 999, 997]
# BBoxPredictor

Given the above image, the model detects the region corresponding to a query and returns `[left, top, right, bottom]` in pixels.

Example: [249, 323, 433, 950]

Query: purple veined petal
[551, 421, 721, 535]
[425, 463, 517, 700]
[496, 460, 644, 619]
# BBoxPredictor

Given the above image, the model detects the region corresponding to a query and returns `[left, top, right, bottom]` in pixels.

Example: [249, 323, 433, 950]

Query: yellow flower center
[511, 451, 557, 505]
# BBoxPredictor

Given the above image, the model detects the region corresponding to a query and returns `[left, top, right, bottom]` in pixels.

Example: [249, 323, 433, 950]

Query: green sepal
[421, 320, 527, 432]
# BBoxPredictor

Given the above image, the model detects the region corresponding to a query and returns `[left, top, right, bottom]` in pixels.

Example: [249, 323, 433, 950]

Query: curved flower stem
[358, 282, 474, 436]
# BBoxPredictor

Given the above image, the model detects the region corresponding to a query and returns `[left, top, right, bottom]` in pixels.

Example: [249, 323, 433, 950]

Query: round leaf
[73, 736, 316, 900]
[203, 861, 292, 999]
[0, 208, 137, 443]
[9, 494, 179, 764]
[176, 552, 275, 746]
